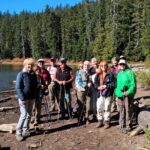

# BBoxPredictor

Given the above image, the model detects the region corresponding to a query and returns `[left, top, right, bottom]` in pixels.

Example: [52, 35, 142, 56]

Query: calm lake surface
[0, 64, 77, 91]
[0, 64, 22, 91]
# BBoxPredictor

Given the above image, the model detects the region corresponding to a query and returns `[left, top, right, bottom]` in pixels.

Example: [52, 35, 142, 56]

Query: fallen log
[0, 97, 11, 103]
[0, 89, 15, 94]
[0, 106, 18, 111]
[0, 123, 35, 133]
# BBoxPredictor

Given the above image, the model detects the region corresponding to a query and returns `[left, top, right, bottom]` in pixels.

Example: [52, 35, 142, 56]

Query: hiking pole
[64, 85, 72, 119]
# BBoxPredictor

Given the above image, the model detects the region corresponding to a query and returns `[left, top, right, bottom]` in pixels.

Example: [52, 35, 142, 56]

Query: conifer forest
[0, 0, 150, 61]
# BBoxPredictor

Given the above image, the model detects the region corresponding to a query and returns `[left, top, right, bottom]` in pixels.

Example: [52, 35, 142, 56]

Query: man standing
[54, 58, 74, 119]
[16, 58, 37, 141]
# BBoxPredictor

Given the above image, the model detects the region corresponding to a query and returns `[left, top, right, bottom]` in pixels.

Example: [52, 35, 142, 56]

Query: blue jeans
[16, 99, 35, 135]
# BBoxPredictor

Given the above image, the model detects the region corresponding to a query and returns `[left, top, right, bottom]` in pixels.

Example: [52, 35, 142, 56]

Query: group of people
[15, 56, 136, 141]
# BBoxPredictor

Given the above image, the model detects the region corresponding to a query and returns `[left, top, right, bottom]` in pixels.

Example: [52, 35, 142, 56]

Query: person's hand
[62, 81, 66, 85]
[87, 83, 92, 87]
[123, 91, 128, 97]
[58, 81, 63, 85]
[102, 85, 106, 89]
[99, 85, 106, 90]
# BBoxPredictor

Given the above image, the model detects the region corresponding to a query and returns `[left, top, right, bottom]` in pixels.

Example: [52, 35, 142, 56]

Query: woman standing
[115, 59, 136, 133]
[15, 58, 37, 141]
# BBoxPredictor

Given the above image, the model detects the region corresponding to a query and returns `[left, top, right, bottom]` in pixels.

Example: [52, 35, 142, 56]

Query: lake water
[0, 64, 77, 91]
[0, 64, 22, 91]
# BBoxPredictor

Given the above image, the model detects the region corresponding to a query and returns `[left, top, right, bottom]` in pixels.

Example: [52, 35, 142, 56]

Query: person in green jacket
[115, 59, 136, 133]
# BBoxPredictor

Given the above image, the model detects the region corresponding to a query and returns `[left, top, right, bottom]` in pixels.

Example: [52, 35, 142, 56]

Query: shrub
[135, 71, 150, 87]
[145, 129, 150, 149]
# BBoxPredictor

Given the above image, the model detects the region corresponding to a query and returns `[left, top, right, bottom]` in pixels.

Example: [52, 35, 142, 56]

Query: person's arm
[126, 70, 136, 96]
[106, 73, 115, 90]
[64, 70, 74, 84]
[15, 72, 24, 101]
[76, 70, 87, 88]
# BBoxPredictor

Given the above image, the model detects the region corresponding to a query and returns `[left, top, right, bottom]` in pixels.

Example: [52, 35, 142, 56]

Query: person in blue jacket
[15, 58, 37, 141]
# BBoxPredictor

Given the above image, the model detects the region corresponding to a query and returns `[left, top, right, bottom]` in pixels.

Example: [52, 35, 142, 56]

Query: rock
[26, 143, 39, 149]
[0, 123, 17, 133]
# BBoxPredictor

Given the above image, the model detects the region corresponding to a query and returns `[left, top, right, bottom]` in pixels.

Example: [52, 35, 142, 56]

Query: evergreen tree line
[0, 0, 150, 61]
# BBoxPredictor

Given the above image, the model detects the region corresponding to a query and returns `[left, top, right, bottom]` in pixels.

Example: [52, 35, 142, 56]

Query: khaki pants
[48, 82, 56, 111]
[77, 91, 91, 120]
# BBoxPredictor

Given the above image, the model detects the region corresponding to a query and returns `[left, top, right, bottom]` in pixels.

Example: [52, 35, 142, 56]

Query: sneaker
[96, 120, 103, 128]
[22, 131, 30, 138]
[16, 134, 24, 142]
[104, 121, 110, 129]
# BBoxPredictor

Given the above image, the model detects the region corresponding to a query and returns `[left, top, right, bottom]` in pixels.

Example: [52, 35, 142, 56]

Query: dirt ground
[0, 88, 149, 150]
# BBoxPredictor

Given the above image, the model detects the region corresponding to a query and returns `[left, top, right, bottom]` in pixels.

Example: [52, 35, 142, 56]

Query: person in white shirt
[47, 57, 58, 111]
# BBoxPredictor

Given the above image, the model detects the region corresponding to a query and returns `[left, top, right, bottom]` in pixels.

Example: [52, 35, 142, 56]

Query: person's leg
[91, 87, 98, 120]
[65, 90, 72, 118]
[77, 91, 86, 124]
[118, 98, 125, 128]
[96, 96, 104, 127]
[125, 96, 133, 131]
[48, 83, 55, 111]
[16, 99, 27, 140]
[111, 94, 117, 112]
[60, 89, 65, 118]
[34, 97, 42, 124]
[22, 99, 35, 136]
[85, 95, 91, 124]
[104, 96, 112, 128]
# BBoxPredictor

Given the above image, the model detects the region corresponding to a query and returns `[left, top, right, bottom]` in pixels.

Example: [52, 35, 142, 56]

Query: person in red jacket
[37, 59, 51, 89]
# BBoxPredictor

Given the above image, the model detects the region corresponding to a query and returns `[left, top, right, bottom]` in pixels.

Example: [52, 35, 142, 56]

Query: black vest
[56, 65, 73, 90]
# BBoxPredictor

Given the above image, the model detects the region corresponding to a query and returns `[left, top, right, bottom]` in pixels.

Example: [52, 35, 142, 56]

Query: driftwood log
[0, 123, 35, 133]
[0, 97, 11, 103]
[0, 89, 15, 94]
[0, 106, 18, 112]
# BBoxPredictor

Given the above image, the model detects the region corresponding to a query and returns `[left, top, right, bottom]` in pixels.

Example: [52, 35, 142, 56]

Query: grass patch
[135, 71, 150, 88]
[145, 129, 150, 149]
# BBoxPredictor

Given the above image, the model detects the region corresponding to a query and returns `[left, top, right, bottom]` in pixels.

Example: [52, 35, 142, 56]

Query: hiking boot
[126, 126, 132, 132]
[86, 119, 90, 125]
[16, 134, 24, 142]
[22, 131, 30, 138]
[121, 128, 128, 134]
[104, 121, 110, 129]
[92, 115, 97, 122]
[96, 120, 103, 128]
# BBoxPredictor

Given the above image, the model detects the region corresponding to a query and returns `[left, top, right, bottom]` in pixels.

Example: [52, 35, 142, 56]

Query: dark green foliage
[0, 0, 150, 61]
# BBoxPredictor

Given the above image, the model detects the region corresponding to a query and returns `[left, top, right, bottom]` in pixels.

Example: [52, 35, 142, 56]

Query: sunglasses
[100, 64, 107, 67]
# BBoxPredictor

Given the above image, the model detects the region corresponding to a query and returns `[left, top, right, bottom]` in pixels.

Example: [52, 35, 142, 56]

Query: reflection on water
[0, 64, 22, 91]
